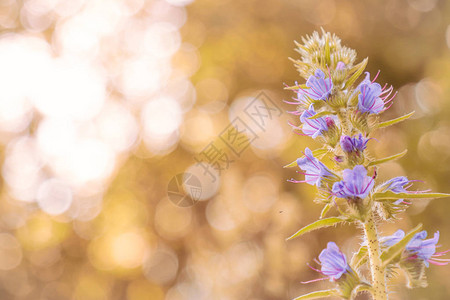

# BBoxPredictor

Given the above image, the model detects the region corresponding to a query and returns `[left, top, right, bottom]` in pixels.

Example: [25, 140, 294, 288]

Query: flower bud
[340, 135, 354, 153]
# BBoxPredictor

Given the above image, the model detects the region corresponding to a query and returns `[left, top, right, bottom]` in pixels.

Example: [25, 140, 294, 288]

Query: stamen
[287, 121, 301, 129]
[293, 131, 308, 136]
[287, 110, 302, 115]
[372, 70, 380, 83]
[362, 177, 375, 195]
[296, 171, 320, 177]
[433, 249, 450, 256]
[430, 258, 450, 262]
[299, 87, 318, 99]
[380, 85, 393, 96]
[307, 263, 322, 273]
[283, 100, 302, 105]
[429, 260, 449, 266]
[301, 277, 328, 284]
[287, 179, 307, 183]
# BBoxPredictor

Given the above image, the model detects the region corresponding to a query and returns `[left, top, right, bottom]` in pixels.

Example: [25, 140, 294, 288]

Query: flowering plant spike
[285, 30, 450, 300]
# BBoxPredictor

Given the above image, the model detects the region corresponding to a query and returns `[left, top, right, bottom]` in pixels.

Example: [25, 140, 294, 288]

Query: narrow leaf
[292, 289, 338, 300]
[381, 223, 423, 266]
[284, 160, 298, 168]
[324, 35, 331, 65]
[344, 58, 368, 90]
[367, 149, 407, 167]
[285, 82, 308, 90]
[287, 217, 346, 240]
[320, 203, 332, 219]
[373, 191, 450, 201]
[351, 245, 368, 270]
[378, 111, 414, 129]
[308, 111, 334, 119]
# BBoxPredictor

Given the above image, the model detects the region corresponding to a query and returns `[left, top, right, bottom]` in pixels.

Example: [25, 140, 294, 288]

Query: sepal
[375, 200, 404, 221]
[323, 119, 341, 147]
[307, 110, 335, 119]
[344, 150, 365, 168]
[350, 244, 368, 270]
[349, 110, 371, 133]
[399, 258, 428, 288]
[335, 269, 364, 299]
[344, 58, 368, 90]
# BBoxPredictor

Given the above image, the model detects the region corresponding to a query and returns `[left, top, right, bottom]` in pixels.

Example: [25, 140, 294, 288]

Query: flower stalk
[285, 30, 450, 300]
[362, 212, 387, 300]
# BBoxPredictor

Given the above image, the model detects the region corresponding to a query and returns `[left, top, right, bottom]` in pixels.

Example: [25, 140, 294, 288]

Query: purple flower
[286, 85, 309, 107]
[357, 72, 398, 115]
[380, 176, 410, 193]
[305, 69, 333, 101]
[300, 105, 329, 138]
[296, 147, 333, 187]
[340, 134, 369, 153]
[294, 89, 308, 105]
[319, 242, 349, 281]
[380, 229, 405, 247]
[357, 72, 394, 115]
[378, 176, 411, 204]
[358, 84, 384, 114]
[332, 165, 374, 199]
[406, 231, 443, 267]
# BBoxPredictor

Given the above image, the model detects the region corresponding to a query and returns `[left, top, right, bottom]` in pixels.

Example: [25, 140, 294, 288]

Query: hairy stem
[337, 110, 350, 136]
[362, 212, 387, 300]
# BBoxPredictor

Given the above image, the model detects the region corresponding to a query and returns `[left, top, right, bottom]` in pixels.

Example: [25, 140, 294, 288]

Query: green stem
[362, 212, 387, 300]
[337, 110, 350, 136]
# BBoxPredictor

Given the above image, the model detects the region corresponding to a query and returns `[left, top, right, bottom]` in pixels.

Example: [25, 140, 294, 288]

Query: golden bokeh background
[0, 0, 449, 299]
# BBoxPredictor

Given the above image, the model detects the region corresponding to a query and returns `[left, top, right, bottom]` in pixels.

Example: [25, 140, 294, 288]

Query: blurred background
[0, 0, 449, 299]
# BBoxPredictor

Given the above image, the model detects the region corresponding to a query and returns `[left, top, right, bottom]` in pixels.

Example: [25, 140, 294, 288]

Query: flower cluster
[285, 31, 449, 300]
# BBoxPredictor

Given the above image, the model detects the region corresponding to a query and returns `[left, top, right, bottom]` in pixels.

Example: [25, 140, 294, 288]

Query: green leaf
[283, 160, 298, 168]
[377, 111, 415, 129]
[287, 217, 346, 240]
[285, 83, 308, 90]
[324, 35, 331, 66]
[373, 191, 450, 201]
[351, 245, 368, 270]
[308, 111, 334, 119]
[292, 289, 338, 300]
[381, 223, 423, 266]
[344, 58, 368, 90]
[367, 149, 407, 167]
